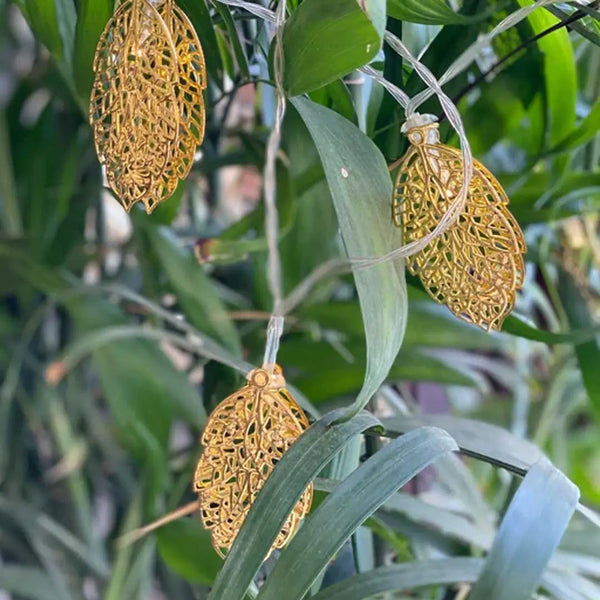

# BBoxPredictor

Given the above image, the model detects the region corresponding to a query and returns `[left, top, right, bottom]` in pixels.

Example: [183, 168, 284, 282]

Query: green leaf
[0, 565, 63, 600]
[73, 0, 113, 101]
[469, 458, 579, 600]
[24, 0, 65, 61]
[156, 519, 222, 585]
[382, 414, 543, 474]
[140, 222, 242, 355]
[557, 268, 600, 420]
[387, 0, 474, 24]
[282, 0, 385, 95]
[292, 96, 407, 413]
[551, 99, 600, 153]
[256, 427, 458, 600]
[208, 409, 382, 600]
[300, 300, 499, 351]
[503, 314, 600, 345]
[311, 557, 483, 600]
[517, 0, 576, 147]
[214, 2, 250, 79]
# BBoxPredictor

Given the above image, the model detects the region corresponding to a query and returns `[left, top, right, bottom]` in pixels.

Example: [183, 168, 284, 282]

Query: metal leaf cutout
[393, 121, 526, 331]
[157, 0, 207, 182]
[193, 366, 313, 558]
[90, 0, 207, 213]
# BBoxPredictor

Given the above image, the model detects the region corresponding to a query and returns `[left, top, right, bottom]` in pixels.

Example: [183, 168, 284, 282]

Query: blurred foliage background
[1, 0, 600, 599]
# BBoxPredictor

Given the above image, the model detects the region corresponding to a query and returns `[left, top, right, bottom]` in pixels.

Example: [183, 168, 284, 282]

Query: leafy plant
[1, 1, 600, 599]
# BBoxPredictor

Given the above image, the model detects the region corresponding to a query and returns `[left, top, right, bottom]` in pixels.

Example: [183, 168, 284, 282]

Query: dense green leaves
[292, 96, 407, 413]
[282, 0, 385, 95]
[387, 0, 474, 25]
[470, 459, 579, 600]
[208, 410, 382, 600]
[256, 427, 457, 599]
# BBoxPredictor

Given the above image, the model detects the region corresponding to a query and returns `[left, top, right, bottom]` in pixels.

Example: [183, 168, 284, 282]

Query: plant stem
[449, 7, 592, 111]
[0, 109, 23, 237]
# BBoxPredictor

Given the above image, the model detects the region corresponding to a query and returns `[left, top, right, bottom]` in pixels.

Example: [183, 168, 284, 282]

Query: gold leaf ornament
[90, 0, 207, 213]
[393, 116, 526, 331]
[193, 366, 313, 558]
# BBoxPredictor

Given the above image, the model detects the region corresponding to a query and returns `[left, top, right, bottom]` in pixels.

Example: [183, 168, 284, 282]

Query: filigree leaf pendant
[90, 0, 207, 213]
[193, 366, 313, 558]
[156, 0, 207, 183]
[393, 119, 526, 331]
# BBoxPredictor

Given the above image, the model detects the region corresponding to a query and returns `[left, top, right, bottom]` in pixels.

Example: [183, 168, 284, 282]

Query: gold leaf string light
[193, 365, 313, 558]
[90, 0, 207, 213]
[393, 116, 526, 331]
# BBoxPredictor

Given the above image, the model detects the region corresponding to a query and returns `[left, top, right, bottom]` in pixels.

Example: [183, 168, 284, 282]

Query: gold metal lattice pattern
[193, 366, 313, 558]
[393, 122, 526, 331]
[90, 0, 206, 213]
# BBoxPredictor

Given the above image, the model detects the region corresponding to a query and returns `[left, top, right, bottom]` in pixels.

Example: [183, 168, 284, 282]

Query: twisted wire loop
[193, 366, 313, 558]
[394, 121, 526, 331]
[90, 0, 206, 213]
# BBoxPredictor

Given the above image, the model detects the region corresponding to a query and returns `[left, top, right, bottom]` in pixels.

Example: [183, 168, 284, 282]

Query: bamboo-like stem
[117, 500, 199, 547]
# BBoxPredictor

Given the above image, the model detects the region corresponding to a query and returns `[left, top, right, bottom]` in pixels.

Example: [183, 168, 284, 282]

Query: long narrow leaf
[256, 427, 458, 600]
[470, 458, 579, 600]
[382, 414, 543, 474]
[207, 409, 382, 600]
[312, 557, 483, 600]
[291, 96, 407, 415]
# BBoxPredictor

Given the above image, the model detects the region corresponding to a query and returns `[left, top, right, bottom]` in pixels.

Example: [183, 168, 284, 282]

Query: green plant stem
[448, 7, 592, 114]
[0, 109, 23, 237]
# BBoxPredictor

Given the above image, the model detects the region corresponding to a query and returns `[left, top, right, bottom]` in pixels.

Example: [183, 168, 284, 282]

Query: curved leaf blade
[256, 427, 458, 600]
[470, 458, 579, 600]
[382, 414, 543, 474]
[207, 409, 382, 600]
[73, 0, 112, 99]
[291, 96, 407, 414]
[283, 0, 385, 95]
[312, 557, 483, 600]
[388, 0, 474, 24]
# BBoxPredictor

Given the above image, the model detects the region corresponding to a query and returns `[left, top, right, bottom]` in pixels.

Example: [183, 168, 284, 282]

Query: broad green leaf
[282, 0, 385, 95]
[140, 222, 242, 355]
[208, 410, 382, 600]
[54, 0, 76, 69]
[469, 458, 579, 600]
[256, 427, 458, 600]
[73, 0, 113, 101]
[387, 0, 474, 24]
[557, 268, 600, 421]
[292, 96, 407, 414]
[311, 557, 483, 600]
[517, 0, 576, 147]
[177, 0, 224, 88]
[156, 519, 222, 585]
[24, 0, 65, 60]
[382, 414, 543, 474]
